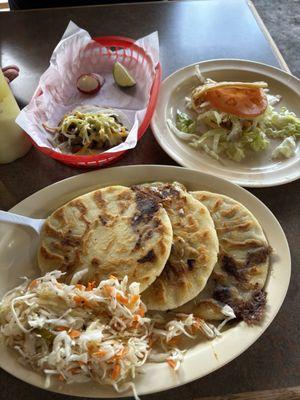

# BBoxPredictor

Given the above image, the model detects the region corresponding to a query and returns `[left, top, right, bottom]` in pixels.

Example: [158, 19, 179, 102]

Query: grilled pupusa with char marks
[38, 185, 173, 291]
[178, 191, 271, 324]
[133, 183, 219, 311]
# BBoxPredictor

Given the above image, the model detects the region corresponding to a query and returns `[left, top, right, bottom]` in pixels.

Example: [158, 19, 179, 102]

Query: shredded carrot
[92, 349, 107, 357]
[108, 347, 128, 364]
[166, 359, 177, 369]
[69, 329, 81, 339]
[28, 279, 38, 290]
[77, 360, 87, 366]
[75, 283, 86, 291]
[102, 285, 115, 297]
[136, 306, 145, 317]
[128, 294, 140, 308]
[116, 293, 128, 305]
[86, 281, 96, 291]
[74, 295, 90, 307]
[110, 363, 121, 380]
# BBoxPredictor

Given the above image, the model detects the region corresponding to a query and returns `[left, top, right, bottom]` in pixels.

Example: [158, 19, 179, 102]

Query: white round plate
[0, 166, 290, 397]
[151, 59, 300, 187]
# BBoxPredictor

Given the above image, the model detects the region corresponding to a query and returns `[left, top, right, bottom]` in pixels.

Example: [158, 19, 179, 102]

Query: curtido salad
[168, 66, 300, 162]
[44, 107, 129, 154]
[0, 271, 234, 399]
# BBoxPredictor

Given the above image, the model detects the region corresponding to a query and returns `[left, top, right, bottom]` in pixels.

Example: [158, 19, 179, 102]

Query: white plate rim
[0, 165, 291, 397]
[151, 58, 300, 188]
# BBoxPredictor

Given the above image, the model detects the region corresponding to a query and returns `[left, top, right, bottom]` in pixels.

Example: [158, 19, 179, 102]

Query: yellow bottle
[0, 69, 31, 164]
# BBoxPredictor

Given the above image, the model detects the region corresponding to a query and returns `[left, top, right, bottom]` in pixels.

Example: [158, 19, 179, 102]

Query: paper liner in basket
[16, 21, 159, 154]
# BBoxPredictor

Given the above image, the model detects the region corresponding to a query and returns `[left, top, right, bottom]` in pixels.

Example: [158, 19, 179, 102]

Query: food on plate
[0, 180, 277, 397]
[133, 183, 219, 310]
[0, 271, 224, 399]
[46, 106, 129, 154]
[38, 185, 173, 291]
[179, 191, 271, 324]
[168, 66, 300, 162]
[192, 81, 268, 118]
[76, 73, 104, 95]
[113, 61, 136, 88]
[272, 136, 296, 159]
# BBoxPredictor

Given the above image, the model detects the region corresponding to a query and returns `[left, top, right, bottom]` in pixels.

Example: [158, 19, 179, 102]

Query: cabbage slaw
[0, 271, 233, 399]
[45, 110, 128, 154]
[168, 67, 300, 162]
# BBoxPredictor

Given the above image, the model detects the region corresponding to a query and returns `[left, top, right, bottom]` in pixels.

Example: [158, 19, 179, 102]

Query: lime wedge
[113, 62, 136, 88]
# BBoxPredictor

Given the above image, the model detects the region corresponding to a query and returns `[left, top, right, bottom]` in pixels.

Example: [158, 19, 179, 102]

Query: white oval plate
[151, 59, 300, 187]
[0, 165, 290, 397]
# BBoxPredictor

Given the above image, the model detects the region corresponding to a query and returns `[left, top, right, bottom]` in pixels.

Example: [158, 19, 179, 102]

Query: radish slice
[76, 73, 104, 95]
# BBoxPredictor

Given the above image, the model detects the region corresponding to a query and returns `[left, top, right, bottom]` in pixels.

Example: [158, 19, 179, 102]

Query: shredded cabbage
[45, 110, 128, 154]
[0, 272, 233, 399]
[175, 111, 196, 134]
[170, 67, 300, 162]
[172, 104, 299, 162]
[263, 106, 300, 138]
[272, 136, 296, 159]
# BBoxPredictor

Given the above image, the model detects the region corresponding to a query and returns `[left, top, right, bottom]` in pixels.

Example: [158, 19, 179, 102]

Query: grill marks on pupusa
[133, 183, 219, 311]
[38, 182, 271, 325]
[179, 191, 271, 324]
[38, 185, 173, 292]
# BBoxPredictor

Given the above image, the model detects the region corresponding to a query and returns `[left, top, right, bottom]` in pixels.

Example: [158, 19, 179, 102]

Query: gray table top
[0, 0, 289, 108]
[0, 1, 299, 399]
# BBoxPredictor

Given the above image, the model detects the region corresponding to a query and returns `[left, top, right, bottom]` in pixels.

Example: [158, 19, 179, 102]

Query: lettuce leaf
[272, 136, 296, 159]
[263, 106, 300, 138]
[170, 104, 299, 163]
[175, 111, 196, 134]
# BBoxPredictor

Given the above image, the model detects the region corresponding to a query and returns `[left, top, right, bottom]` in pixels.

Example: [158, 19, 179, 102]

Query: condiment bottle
[0, 68, 31, 164]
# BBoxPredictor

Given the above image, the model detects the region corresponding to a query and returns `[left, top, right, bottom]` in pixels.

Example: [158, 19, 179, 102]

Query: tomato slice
[204, 87, 267, 118]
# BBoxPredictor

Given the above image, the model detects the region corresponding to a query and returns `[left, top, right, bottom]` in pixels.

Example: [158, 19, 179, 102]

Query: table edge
[247, 0, 290, 73]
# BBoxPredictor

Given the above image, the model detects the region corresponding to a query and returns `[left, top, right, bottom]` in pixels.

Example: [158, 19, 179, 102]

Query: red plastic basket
[29, 36, 162, 168]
